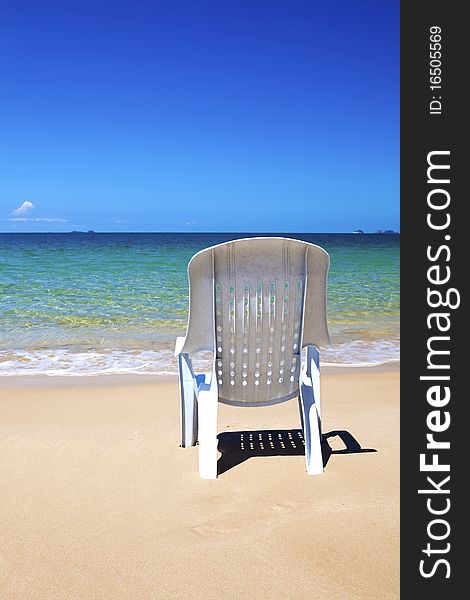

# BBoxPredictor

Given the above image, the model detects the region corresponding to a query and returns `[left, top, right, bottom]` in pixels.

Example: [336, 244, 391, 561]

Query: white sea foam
[0, 339, 399, 376]
[321, 339, 399, 366]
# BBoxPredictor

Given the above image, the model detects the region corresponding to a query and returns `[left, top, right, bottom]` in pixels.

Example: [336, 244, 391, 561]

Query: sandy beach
[0, 367, 399, 599]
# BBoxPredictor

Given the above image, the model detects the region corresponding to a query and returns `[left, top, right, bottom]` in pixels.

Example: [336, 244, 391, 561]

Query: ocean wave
[0, 339, 399, 376]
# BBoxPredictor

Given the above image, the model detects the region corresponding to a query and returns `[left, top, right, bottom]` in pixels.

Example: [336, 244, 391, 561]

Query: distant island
[70, 230, 96, 234]
[352, 229, 399, 234]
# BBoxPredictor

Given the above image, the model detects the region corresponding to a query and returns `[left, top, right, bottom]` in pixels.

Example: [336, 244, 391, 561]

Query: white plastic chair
[175, 237, 330, 479]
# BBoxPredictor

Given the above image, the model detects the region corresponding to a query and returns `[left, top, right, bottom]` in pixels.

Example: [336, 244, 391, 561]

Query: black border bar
[401, 2, 464, 596]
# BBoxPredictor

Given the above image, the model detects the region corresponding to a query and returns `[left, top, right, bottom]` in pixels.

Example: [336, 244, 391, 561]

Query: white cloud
[7, 217, 67, 223]
[12, 200, 34, 216]
[5, 201, 67, 223]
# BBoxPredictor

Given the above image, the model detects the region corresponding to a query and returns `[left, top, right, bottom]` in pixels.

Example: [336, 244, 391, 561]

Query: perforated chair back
[180, 237, 330, 406]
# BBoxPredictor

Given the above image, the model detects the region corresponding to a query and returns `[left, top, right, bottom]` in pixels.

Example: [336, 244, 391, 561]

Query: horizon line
[0, 230, 400, 235]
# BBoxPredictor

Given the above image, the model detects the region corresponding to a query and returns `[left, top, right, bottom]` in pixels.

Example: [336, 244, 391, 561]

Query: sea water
[0, 233, 399, 375]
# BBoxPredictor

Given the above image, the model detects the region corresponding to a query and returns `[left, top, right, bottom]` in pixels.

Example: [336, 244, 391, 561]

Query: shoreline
[0, 361, 400, 389]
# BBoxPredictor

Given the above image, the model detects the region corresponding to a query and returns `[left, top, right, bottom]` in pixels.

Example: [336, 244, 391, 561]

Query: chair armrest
[175, 337, 216, 396]
[303, 344, 320, 379]
[174, 336, 186, 357]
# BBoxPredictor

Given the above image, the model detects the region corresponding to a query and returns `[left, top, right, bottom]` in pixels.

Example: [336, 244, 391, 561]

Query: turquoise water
[0, 233, 399, 374]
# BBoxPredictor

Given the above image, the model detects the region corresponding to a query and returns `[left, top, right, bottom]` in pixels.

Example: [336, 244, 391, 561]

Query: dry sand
[0, 367, 399, 599]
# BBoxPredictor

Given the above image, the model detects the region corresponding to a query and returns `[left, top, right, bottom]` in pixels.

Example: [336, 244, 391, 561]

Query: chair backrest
[182, 237, 330, 406]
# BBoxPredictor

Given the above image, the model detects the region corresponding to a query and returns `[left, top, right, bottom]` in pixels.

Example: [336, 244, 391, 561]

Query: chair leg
[298, 396, 305, 431]
[197, 388, 218, 479]
[299, 382, 324, 475]
[181, 380, 198, 448]
[178, 354, 198, 447]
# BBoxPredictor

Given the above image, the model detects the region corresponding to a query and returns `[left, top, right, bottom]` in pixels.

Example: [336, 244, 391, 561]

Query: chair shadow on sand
[217, 428, 377, 476]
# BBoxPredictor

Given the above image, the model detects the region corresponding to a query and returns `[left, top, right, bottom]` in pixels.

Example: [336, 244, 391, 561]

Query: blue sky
[0, 1, 399, 233]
